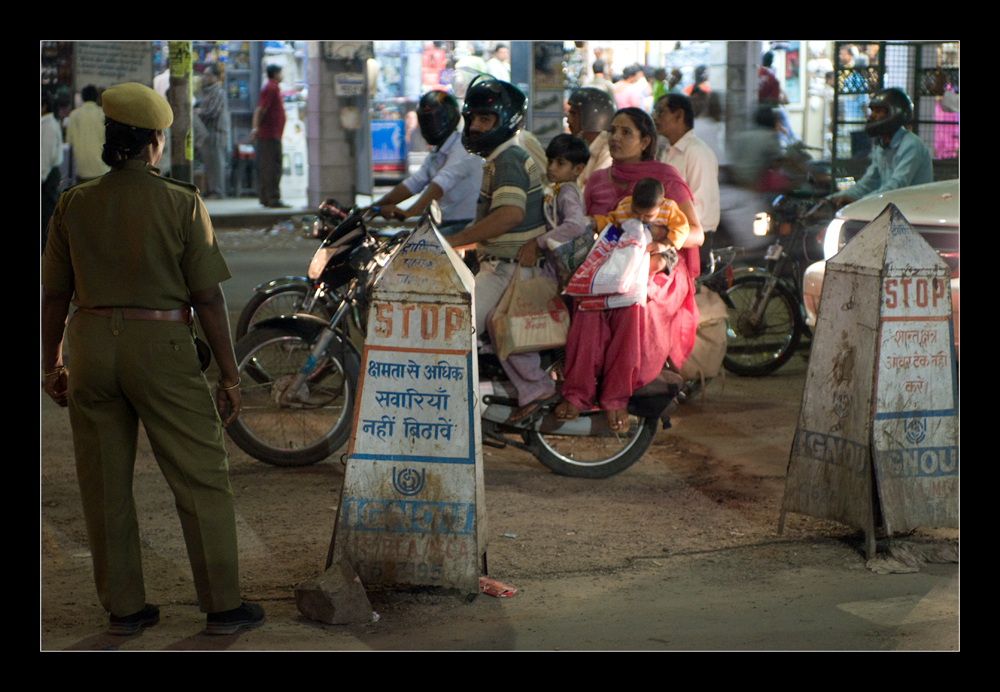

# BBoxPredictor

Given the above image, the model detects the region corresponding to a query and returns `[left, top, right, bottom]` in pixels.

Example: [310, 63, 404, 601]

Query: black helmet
[461, 75, 526, 156]
[417, 90, 461, 147]
[864, 87, 913, 138]
[567, 87, 616, 133]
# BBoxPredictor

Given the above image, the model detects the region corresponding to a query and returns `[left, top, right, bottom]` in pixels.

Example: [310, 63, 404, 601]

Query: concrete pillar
[724, 41, 761, 152]
[305, 41, 361, 207]
[168, 41, 193, 183]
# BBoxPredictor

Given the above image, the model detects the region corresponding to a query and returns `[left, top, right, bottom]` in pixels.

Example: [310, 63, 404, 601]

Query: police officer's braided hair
[101, 118, 159, 167]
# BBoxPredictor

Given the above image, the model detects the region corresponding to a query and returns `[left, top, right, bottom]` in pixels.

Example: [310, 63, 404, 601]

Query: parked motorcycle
[225, 206, 406, 465]
[233, 198, 353, 340]
[226, 210, 690, 479]
[723, 188, 833, 377]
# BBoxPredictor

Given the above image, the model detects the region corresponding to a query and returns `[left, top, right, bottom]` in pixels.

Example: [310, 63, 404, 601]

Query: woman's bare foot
[606, 409, 631, 432]
[554, 400, 580, 421]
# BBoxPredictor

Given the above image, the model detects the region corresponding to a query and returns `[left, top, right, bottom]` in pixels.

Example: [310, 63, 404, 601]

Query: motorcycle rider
[445, 76, 556, 422]
[828, 87, 933, 209]
[375, 91, 483, 236]
[566, 87, 616, 188]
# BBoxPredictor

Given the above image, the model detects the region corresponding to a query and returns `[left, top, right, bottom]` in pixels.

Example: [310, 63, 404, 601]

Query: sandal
[507, 393, 559, 424]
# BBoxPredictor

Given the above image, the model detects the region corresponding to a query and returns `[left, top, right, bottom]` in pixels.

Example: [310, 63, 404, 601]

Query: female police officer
[42, 82, 263, 636]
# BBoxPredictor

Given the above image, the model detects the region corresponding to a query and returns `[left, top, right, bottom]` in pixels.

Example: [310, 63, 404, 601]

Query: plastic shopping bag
[566, 219, 650, 296]
[492, 269, 570, 360]
[576, 251, 650, 310]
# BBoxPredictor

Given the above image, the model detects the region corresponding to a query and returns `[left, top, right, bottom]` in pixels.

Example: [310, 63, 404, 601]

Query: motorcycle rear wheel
[529, 415, 657, 479]
[723, 274, 802, 377]
[234, 284, 334, 340]
[226, 326, 354, 466]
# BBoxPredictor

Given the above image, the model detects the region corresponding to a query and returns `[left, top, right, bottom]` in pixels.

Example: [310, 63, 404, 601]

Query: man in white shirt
[66, 85, 110, 183]
[654, 93, 720, 235]
[41, 91, 64, 248]
[486, 44, 511, 82]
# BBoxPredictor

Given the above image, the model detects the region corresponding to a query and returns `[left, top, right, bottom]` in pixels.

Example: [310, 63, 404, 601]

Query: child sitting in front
[590, 177, 689, 275]
[516, 134, 591, 268]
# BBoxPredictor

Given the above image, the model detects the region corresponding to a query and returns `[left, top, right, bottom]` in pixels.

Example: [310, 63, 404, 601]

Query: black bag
[627, 368, 685, 419]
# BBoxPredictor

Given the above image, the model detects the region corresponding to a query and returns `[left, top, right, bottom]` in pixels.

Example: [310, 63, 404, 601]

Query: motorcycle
[225, 205, 405, 466]
[233, 198, 354, 340]
[225, 208, 717, 479]
[723, 183, 833, 377]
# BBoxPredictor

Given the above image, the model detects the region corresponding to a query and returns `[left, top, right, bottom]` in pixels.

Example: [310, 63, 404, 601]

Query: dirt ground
[40, 229, 959, 651]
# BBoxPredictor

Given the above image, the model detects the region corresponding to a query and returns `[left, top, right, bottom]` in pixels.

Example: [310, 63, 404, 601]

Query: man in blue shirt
[376, 91, 483, 235]
[830, 88, 933, 208]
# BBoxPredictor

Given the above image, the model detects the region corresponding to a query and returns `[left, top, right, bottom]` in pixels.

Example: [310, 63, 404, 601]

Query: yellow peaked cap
[102, 82, 173, 130]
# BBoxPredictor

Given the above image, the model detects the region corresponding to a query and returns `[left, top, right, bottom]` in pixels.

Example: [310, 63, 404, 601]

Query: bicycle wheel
[723, 275, 802, 376]
[226, 326, 355, 466]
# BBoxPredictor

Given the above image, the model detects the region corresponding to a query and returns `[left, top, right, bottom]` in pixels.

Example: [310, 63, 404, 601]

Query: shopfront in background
[160, 41, 309, 200]
[370, 41, 516, 185]
[41, 41, 310, 201]
[366, 41, 738, 183]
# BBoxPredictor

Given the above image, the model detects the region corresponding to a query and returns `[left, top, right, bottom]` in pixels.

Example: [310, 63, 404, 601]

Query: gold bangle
[45, 366, 66, 378]
[218, 378, 241, 391]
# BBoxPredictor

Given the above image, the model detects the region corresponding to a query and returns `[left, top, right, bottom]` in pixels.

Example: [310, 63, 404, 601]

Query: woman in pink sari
[556, 108, 703, 431]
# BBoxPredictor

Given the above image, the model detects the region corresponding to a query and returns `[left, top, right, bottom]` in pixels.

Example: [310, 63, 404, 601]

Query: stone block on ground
[295, 559, 373, 625]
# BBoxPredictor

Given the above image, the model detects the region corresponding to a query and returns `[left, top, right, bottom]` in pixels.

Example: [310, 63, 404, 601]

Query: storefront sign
[74, 41, 152, 89]
[371, 120, 405, 170]
[334, 72, 367, 97]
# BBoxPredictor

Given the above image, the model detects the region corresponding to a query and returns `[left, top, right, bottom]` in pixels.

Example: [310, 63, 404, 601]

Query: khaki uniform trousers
[66, 310, 242, 616]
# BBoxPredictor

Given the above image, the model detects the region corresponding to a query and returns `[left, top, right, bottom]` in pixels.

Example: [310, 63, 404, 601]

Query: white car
[802, 179, 959, 357]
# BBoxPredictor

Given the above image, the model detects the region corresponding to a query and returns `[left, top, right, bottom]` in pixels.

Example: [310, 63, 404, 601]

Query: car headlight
[823, 218, 845, 260]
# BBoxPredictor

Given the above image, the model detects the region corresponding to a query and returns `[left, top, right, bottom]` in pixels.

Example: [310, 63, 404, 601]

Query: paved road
[40, 227, 959, 651]
[212, 228, 958, 652]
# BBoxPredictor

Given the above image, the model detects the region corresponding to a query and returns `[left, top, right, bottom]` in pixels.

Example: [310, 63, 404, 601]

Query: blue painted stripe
[350, 453, 474, 465]
[875, 408, 958, 420]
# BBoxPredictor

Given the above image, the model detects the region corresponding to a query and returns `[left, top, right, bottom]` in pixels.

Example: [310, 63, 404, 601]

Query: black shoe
[205, 601, 265, 635]
[108, 603, 160, 636]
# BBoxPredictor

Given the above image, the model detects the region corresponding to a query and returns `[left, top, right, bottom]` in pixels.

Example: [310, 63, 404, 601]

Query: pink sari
[562, 160, 699, 408]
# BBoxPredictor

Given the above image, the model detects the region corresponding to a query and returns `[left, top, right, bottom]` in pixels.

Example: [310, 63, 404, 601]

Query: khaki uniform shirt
[42, 160, 230, 309]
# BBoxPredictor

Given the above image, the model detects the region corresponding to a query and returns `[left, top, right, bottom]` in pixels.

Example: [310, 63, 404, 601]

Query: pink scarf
[584, 159, 692, 215]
